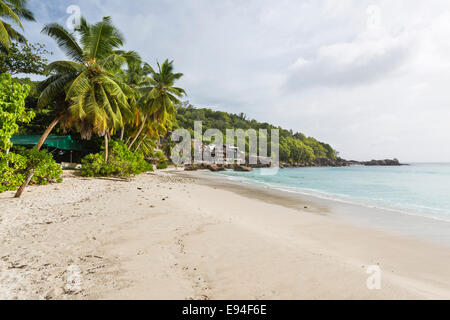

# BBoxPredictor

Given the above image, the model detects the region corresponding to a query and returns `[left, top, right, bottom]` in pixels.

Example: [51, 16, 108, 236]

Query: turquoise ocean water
[216, 163, 450, 222]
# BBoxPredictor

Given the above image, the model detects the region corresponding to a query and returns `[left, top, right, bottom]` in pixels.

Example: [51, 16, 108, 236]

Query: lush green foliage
[138, 60, 184, 126]
[127, 59, 185, 151]
[156, 151, 170, 169]
[40, 17, 135, 139]
[80, 140, 153, 177]
[154, 150, 167, 161]
[0, 74, 62, 195]
[0, 147, 62, 193]
[175, 104, 337, 164]
[0, 41, 50, 75]
[0, 73, 34, 151]
[0, 0, 35, 50]
[156, 162, 169, 170]
[279, 136, 315, 163]
[1, 10, 185, 196]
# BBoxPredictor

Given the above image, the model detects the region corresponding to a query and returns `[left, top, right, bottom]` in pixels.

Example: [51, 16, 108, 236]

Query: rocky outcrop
[279, 158, 405, 168]
[313, 158, 350, 167]
[184, 163, 229, 172]
[234, 165, 253, 172]
[361, 159, 403, 166]
[207, 164, 226, 172]
[184, 158, 405, 172]
[247, 163, 272, 169]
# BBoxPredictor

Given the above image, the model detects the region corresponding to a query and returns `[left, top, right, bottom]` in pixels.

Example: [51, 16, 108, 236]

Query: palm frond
[66, 70, 90, 99]
[0, 20, 9, 48]
[0, 1, 22, 28]
[38, 73, 76, 108]
[41, 23, 84, 62]
[45, 60, 85, 75]
[82, 16, 124, 59]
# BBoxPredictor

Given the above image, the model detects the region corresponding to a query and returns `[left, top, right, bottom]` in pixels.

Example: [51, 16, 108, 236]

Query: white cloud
[286, 7, 410, 89]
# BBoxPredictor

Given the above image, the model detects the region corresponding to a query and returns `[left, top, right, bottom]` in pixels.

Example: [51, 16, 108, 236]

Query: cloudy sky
[23, 0, 450, 162]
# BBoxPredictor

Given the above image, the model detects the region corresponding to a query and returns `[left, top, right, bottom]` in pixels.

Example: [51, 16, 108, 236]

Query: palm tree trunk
[5, 139, 10, 165]
[120, 126, 125, 141]
[128, 115, 147, 149]
[15, 115, 62, 198]
[104, 134, 109, 162]
[135, 138, 144, 151]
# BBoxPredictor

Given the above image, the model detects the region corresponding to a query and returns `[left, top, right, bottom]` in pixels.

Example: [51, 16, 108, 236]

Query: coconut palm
[120, 53, 153, 88]
[0, 0, 34, 50]
[128, 59, 185, 149]
[130, 116, 175, 154]
[116, 53, 152, 140]
[15, 16, 133, 198]
[41, 17, 135, 151]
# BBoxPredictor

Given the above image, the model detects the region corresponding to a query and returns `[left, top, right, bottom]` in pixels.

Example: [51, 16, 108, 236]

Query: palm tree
[0, 0, 34, 50]
[120, 53, 153, 88]
[130, 116, 175, 154]
[15, 16, 133, 198]
[128, 59, 185, 149]
[116, 53, 151, 141]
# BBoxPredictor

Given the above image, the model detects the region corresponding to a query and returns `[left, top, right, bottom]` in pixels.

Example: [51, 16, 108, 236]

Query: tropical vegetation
[0, 4, 338, 197]
[0, 73, 62, 193]
[10, 15, 185, 197]
[0, 0, 35, 50]
[80, 140, 153, 178]
[0, 40, 50, 74]
[0, 72, 33, 151]
[175, 104, 336, 164]
[0, 146, 62, 193]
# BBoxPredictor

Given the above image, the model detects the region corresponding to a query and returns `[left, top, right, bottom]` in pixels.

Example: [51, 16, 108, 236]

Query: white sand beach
[1, 170, 450, 300]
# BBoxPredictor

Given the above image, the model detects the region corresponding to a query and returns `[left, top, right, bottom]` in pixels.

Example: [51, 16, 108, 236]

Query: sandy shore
[1, 170, 450, 300]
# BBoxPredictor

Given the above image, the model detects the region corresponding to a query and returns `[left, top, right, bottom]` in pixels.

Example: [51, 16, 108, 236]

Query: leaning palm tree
[128, 59, 185, 149]
[15, 16, 133, 198]
[0, 0, 34, 50]
[130, 115, 175, 154]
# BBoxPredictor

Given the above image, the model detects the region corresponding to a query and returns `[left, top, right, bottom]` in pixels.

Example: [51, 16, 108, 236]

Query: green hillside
[175, 104, 337, 164]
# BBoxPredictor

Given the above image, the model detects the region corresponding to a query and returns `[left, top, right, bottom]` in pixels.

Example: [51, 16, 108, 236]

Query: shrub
[0, 73, 34, 151]
[21, 148, 63, 185]
[0, 152, 26, 193]
[156, 162, 169, 170]
[155, 150, 167, 162]
[0, 148, 62, 193]
[80, 140, 153, 177]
